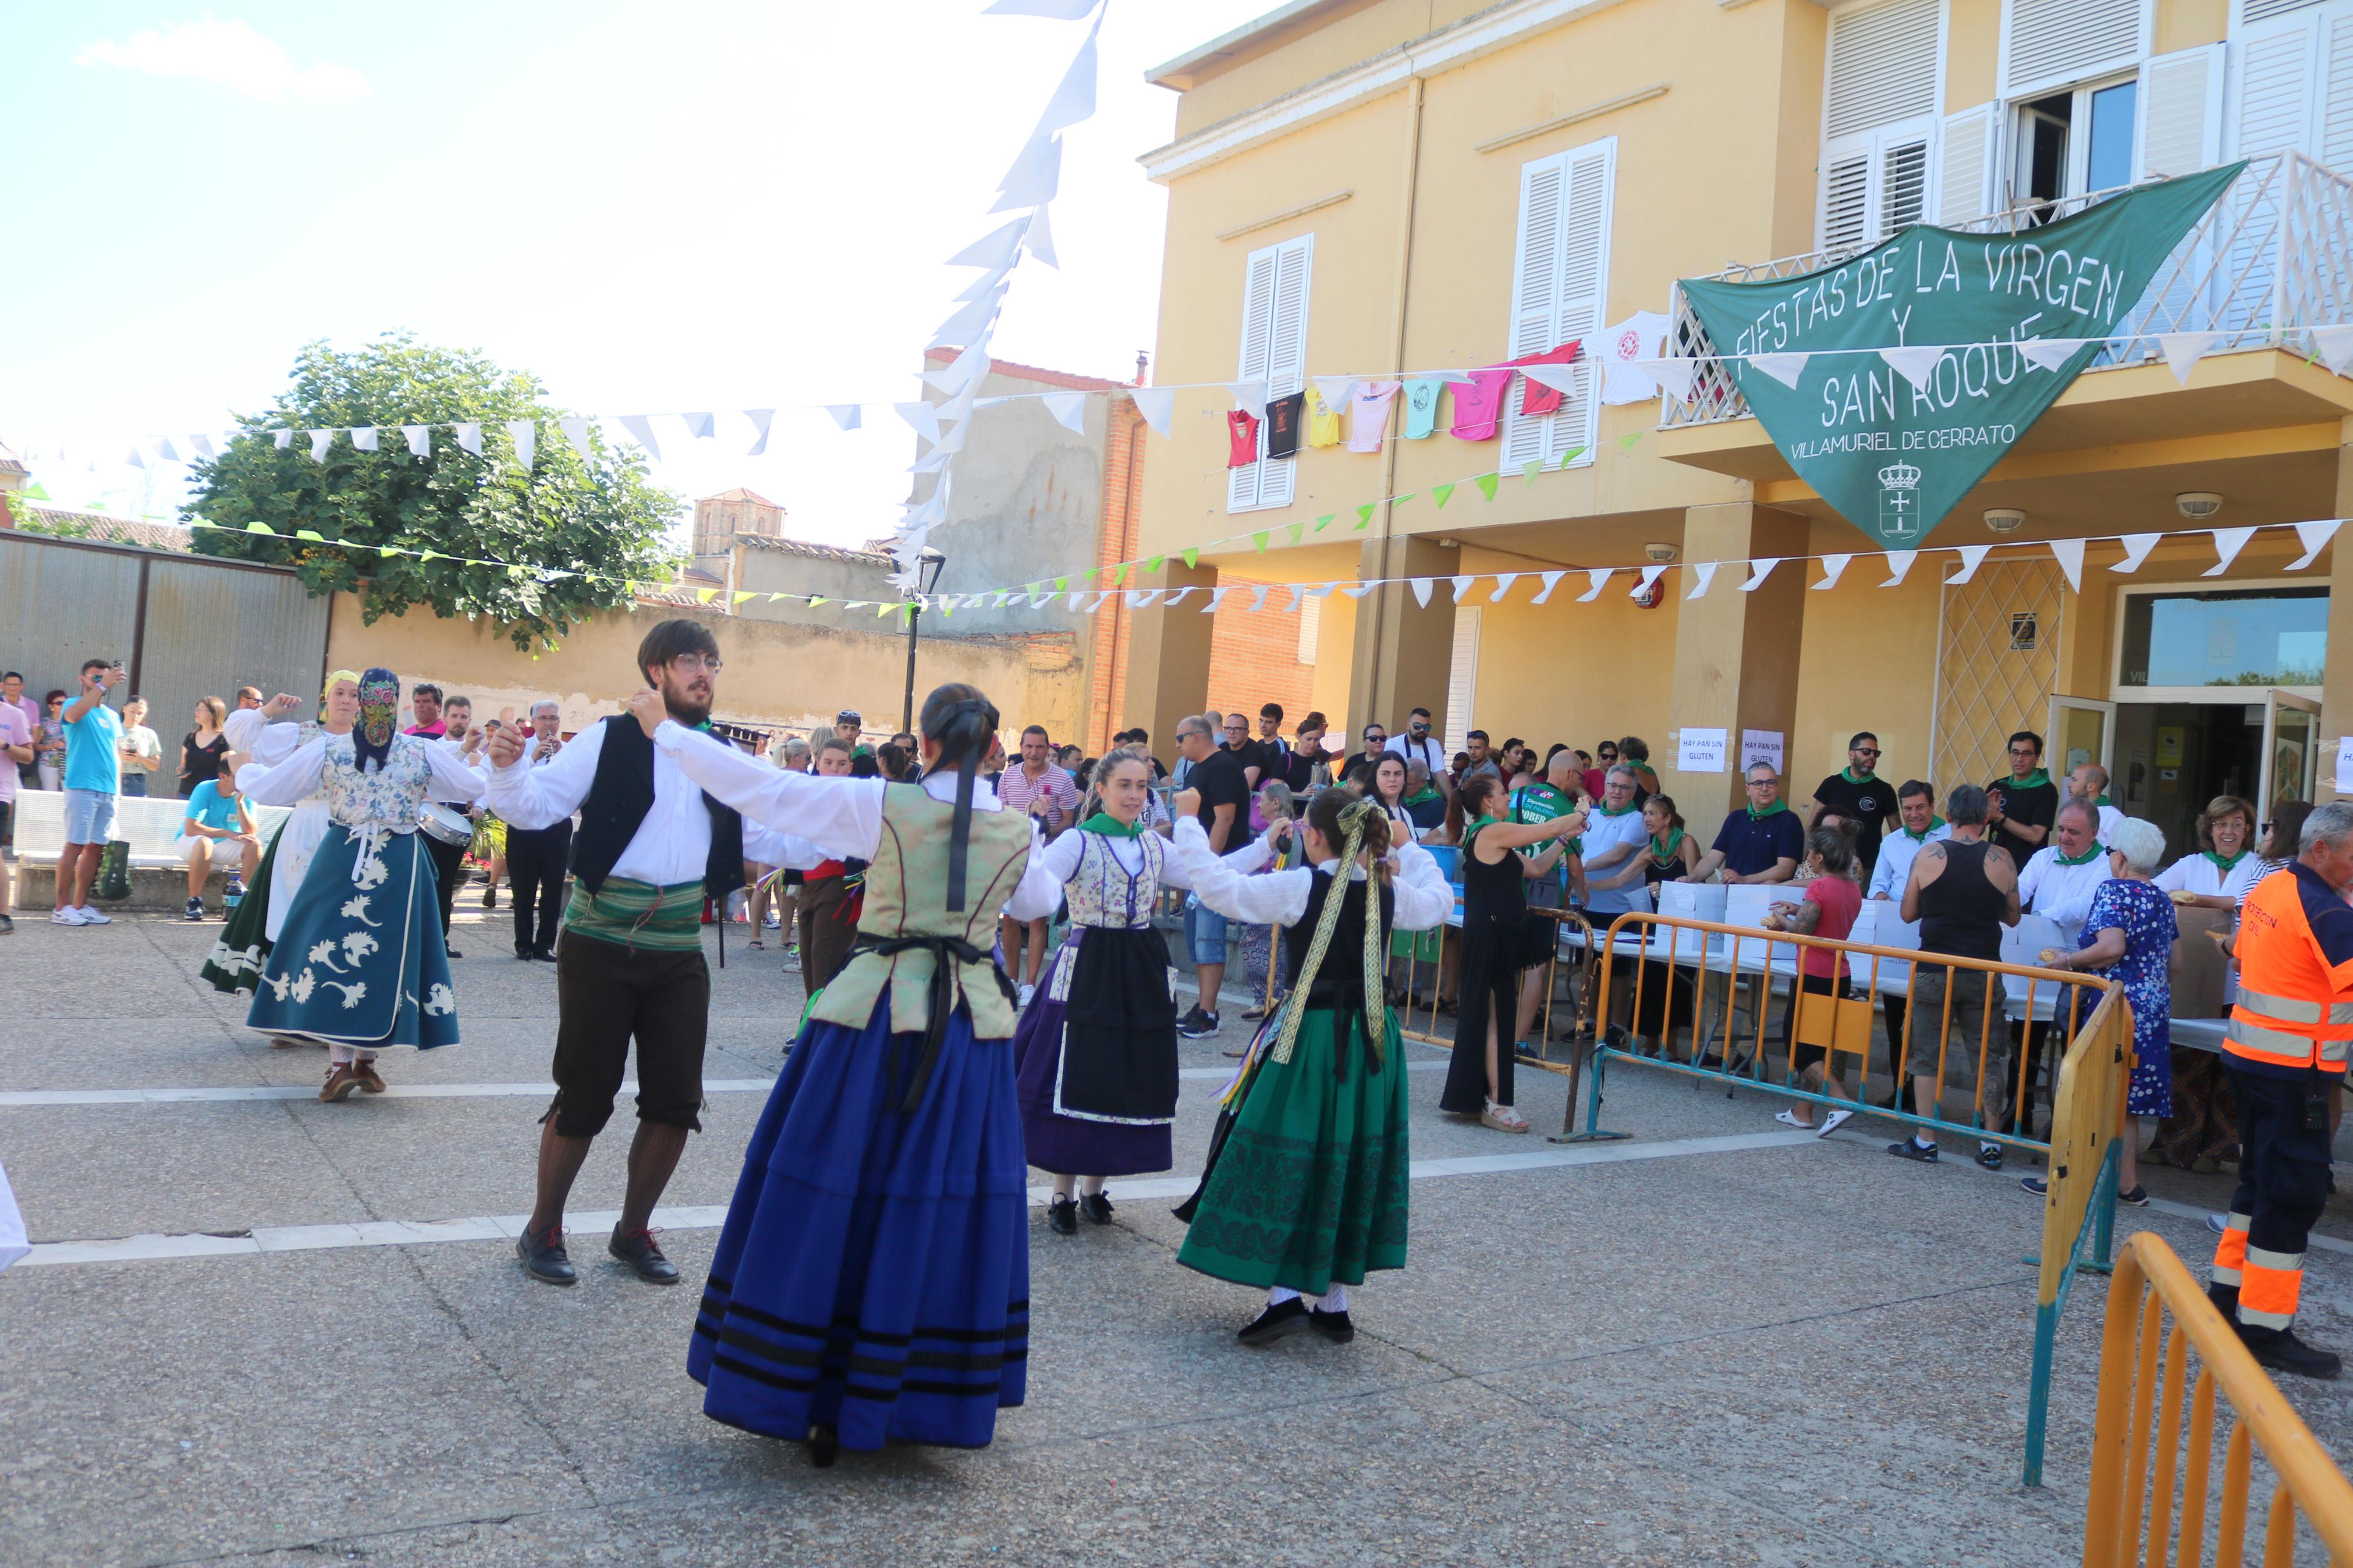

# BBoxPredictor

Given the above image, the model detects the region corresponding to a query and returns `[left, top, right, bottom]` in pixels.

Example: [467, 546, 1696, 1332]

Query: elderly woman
[1400, 758, 1448, 840]
[2156, 794, 2261, 909]
[2034, 816, 2173, 1206]
[1236, 779, 1299, 1023]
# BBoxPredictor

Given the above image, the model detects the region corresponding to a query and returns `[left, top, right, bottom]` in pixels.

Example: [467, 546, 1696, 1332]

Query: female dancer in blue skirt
[237, 669, 485, 1100]
[638, 681, 1061, 1463]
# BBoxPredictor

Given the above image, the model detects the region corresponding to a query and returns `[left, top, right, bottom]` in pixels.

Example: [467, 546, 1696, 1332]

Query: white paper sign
[2337, 736, 2353, 792]
[1679, 727, 1729, 773]
[1740, 728, 1785, 776]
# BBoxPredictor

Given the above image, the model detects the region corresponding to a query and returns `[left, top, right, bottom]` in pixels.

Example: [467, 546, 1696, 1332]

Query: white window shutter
[2321, 10, 2353, 168]
[2003, 0, 2146, 99]
[1226, 246, 1277, 514]
[1443, 607, 1482, 758]
[2245, 0, 2325, 24]
[1296, 593, 1321, 663]
[1937, 105, 2001, 224]
[1826, 0, 1940, 138]
[1879, 137, 1930, 232]
[2233, 13, 2320, 158]
[2136, 44, 2224, 177]
[1259, 237, 1312, 510]
[1821, 145, 1873, 249]
[1501, 139, 1614, 471]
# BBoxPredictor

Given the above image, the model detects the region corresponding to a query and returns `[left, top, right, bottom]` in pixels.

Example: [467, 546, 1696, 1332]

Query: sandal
[1773, 1108, 1816, 1131]
[1480, 1100, 1530, 1134]
[747, 938, 765, 950]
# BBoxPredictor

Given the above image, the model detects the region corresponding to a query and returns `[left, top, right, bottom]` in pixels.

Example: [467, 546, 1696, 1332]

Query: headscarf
[353, 668, 399, 774]
[320, 668, 360, 723]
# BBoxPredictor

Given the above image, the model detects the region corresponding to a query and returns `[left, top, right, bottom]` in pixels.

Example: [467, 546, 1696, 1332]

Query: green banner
[1680, 163, 2242, 547]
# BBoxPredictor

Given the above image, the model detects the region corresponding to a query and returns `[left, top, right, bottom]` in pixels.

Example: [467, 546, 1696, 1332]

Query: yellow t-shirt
[1304, 384, 1343, 447]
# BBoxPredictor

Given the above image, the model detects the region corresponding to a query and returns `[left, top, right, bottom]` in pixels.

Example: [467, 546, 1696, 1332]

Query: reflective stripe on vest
[2235, 986, 2353, 1027]
[2226, 870, 2353, 1071]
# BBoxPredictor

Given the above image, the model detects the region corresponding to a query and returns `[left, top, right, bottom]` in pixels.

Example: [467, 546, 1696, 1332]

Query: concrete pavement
[3, 906, 2350, 1566]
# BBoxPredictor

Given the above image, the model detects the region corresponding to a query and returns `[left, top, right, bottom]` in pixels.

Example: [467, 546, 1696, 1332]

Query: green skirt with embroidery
[1175, 1003, 1410, 1295]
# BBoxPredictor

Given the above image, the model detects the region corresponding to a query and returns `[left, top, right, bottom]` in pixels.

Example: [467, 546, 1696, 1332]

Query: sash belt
[855, 934, 1018, 1112]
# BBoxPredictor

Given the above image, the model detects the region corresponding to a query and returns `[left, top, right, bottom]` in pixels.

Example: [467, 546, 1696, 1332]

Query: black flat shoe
[531, 947, 556, 963]
[1238, 1297, 1310, 1346]
[608, 1225, 680, 1285]
[1079, 1192, 1113, 1225]
[2241, 1327, 2343, 1380]
[1048, 1196, 1077, 1235]
[516, 1223, 577, 1286]
[1309, 1308, 1355, 1343]
[809, 1425, 840, 1467]
[445, 945, 463, 960]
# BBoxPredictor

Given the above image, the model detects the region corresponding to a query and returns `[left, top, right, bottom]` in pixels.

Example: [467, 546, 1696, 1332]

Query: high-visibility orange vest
[2227, 868, 2353, 1073]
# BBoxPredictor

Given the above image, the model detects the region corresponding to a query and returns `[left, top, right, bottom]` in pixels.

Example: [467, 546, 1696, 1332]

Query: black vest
[570, 715, 744, 899]
[1282, 867, 1396, 1016]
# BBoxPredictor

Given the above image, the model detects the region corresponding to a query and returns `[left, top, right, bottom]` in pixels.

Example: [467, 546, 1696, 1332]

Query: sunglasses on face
[1853, 747, 1880, 758]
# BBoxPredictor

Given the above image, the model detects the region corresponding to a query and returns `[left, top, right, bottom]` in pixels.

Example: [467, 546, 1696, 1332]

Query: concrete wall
[323, 593, 1083, 744]
[730, 543, 899, 627]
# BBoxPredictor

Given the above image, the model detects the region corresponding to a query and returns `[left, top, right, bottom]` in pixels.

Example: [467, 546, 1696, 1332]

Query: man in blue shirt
[52, 657, 126, 926]
[1684, 762, 1804, 884]
[178, 771, 260, 920]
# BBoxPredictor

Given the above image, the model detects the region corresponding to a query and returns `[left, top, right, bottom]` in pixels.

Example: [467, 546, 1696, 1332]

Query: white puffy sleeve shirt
[1169, 817, 1451, 931]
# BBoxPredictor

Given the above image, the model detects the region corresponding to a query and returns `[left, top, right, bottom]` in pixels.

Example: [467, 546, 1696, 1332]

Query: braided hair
[918, 682, 1001, 911]
[1268, 790, 1395, 1073]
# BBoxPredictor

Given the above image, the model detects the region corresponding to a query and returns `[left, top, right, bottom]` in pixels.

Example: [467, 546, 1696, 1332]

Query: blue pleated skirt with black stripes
[688, 983, 1030, 1451]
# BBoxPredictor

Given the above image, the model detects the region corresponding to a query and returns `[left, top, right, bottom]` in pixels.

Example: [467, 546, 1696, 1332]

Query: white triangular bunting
[991, 133, 1061, 212]
[2157, 331, 2221, 386]
[947, 217, 1025, 271]
[617, 414, 662, 461]
[1134, 588, 1164, 608]
[1312, 376, 1358, 410]
[455, 422, 483, 456]
[1087, 591, 1112, 612]
[1635, 358, 1697, 401]
[2110, 532, 2160, 573]
[1247, 585, 1268, 612]
[1946, 544, 1993, 584]
[1741, 558, 1779, 592]
[1880, 550, 1918, 586]
[1343, 583, 1376, 599]
[2310, 324, 2353, 378]
[1409, 577, 1433, 608]
[1879, 345, 1944, 393]
[2048, 538, 2085, 592]
[1530, 570, 1566, 604]
[1813, 553, 1852, 590]
[1687, 562, 1718, 599]
[1521, 364, 1582, 395]
[1043, 392, 1088, 434]
[2288, 518, 2342, 570]
[1226, 380, 1266, 412]
[272, 429, 293, 450]
[2017, 337, 2084, 372]
[350, 427, 378, 452]
[1575, 569, 1610, 602]
[402, 425, 430, 457]
[1025, 204, 1057, 268]
[744, 408, 775, 456]
[1129, 387, 1174, 438]
[683, 411, 715, 440]
[189, 433, 217, 459]
[560, 418, 595, 461]
[1309, 582, 1339, 598]
[505, 420, 534, 470]
[826, 405, 863, 432]
[1633, 564, 1667, 598]
[895, 401, 943, 441]
[1489, 573, 1518, 602]
[1202, 587, 1229, 613]
[2203, 525, 2258, 577]
[1449, 575, 1475, 603]
[1066, 592, 1085, 611]
[1747, 352, 1808, 390]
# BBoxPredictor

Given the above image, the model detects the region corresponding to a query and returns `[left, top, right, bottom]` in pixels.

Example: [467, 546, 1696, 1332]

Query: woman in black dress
[1439, 772, 1583, 1132]
[179, 696, 230, 797]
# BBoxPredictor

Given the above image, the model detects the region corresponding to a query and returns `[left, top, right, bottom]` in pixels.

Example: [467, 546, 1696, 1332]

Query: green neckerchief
[1595, 801, 1639, 817]
[2205, 848, 2251, 872]
[2053, 841, 2106, 867]
[2095, 794, 2113, 806]
[1077, 812, 1144, 838]
[1746, 798, 1789, 820]
[1402, 785, 1443, 808]
[1840, 767, 1877, 785]
[1649, 828, 1685, 865]
[1900, 816, 1946, 842]
[2004, 767, 2052, 790]
[1461, 813, 1506, 855]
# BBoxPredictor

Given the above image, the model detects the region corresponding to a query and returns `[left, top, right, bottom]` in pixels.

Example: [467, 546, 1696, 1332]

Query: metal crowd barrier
[2080, 1234, 2353, 1566]
[1387, 901, 1604, 1087]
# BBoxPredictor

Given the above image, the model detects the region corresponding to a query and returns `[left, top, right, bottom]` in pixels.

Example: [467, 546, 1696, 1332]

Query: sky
[1, 1, 1271, 549]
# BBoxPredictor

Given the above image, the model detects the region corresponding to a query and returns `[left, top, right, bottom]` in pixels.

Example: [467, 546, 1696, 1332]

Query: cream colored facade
[1127, 0, 2353, 854]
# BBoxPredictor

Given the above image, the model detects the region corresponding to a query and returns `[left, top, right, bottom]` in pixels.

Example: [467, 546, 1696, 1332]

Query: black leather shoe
[609, 1226, 680, 1285]
[516, 946, 537, 961]
[1047, 1196, 1077, 1235]
[516, 1224, 576, 1286]
[1079, 1192, 1114, 1225]
[445, 945, 463, 960]
[531, 947, 556, 963]
[2241, 1327, 2343, 1379]
[1238, 1296, 1310, 1346]
[1309, 1308, 1356, 1344]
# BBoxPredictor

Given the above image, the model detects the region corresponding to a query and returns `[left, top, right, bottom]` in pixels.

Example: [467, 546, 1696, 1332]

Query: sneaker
[49, 907, 87, 926]
[2020, 1175, 2049, 1197]
[2240, 1327, 2343, 1381]
[0, 914, 13, 936]
[1513, 1040, 1540, 1061]
[1976, 1142, 2004, 1171]
[183, 897, 205, 922]
[2117, 1185, 2150, 1207]
[1047, 1195, 1077, 1235]
[75, 906, 111, 925]
[2208, 1212, 2230, 1235]
[1887, 1136, 1940, 1163]
[1177, 1005, 1220, 1039]
[1017, 982, 1037, 1010]
[1237, 1296, 1311, 1346]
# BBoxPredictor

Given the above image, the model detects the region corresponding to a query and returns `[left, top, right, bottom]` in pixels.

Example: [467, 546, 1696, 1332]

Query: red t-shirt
[1226, 410, 1262, 468]
[1800, 875, 1861, 978]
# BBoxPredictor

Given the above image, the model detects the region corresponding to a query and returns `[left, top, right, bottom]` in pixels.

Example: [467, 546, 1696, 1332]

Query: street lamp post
[901, 546, 947, 734]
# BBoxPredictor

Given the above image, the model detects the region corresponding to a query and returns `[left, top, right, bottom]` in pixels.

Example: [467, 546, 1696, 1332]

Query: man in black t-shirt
[1810, 730, 1898, 882]
[1220, 712, 1270, 788]
[1174, 713, 1251, 1039]
[1985, 730, 2058, 866]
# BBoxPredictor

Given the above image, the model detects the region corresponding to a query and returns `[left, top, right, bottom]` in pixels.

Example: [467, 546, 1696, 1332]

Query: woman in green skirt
[1167, 785, 1453, 1346]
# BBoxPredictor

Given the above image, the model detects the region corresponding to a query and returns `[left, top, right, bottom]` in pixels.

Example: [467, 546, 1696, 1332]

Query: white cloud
[75, 19, 368, 101]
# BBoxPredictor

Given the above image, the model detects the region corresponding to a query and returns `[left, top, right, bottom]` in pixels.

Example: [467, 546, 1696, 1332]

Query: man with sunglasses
[1387, 707, 1447, 779]
[1342, 722, 1390, 783]
[1809, 731, 1898, 883]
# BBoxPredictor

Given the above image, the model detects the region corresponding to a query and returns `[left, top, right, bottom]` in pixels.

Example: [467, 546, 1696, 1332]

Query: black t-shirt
[1189, 748, 1251, 849]
[1279, 748, 1319, 791]
[1811, 771, 1898, 873]
[1986, 776, 2059, 866]
[1226, 739, 1273, 782]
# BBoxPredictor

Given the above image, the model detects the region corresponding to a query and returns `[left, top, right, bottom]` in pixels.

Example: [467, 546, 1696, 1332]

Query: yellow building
[1124, 0, 2353, 854]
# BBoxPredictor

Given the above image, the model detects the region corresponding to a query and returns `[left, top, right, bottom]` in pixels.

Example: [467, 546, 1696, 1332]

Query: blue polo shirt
[62, 697, 123, 794]
[1712, 803, 1804, 877]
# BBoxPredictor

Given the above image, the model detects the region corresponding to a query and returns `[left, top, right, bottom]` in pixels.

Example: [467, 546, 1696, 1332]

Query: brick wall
[1202, 575, 1315, 731]
[1082, 394, 1147, 753]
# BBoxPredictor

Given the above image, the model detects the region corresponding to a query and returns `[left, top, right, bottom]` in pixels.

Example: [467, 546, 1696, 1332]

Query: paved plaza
[4, 907, 2351, 1567]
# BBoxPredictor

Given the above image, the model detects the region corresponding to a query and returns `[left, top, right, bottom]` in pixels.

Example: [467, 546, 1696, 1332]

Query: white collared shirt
[2018, 845, 2109, 933]
[1869, 822, 1951, 900]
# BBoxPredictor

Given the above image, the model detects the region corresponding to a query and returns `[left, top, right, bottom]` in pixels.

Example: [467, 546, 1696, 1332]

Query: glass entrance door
[2049, 694, 2116, 777]
[2259, 690, 2322, 818]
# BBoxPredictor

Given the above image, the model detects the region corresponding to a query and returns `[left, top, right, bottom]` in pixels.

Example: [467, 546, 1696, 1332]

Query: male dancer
[417, 694, 480, 957]
[488, 621, 769, 1286]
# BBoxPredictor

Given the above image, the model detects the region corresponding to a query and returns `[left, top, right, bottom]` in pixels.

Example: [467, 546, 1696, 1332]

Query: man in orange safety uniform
[2211, 800, 2352, 1379]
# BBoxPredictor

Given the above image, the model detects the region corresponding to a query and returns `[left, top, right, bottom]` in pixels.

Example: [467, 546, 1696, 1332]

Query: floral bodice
[1066, 830, 1166, 930]
[323, 732, 434, 833]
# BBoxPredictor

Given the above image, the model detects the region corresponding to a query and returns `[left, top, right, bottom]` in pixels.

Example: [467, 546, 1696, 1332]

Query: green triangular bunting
[1286, 522, 1304, 546]
[1251, 530, 1270, 552]
[1313, 514, 1335, 532]
[1182, 547, 1199, 569]
[1616, 431, 1642, 453]
[1522, 461, 1542, 488]
[1433, 483, 1455, 508]
[1474, 474, 1499, 501]
[1353, 504, 1375, 529]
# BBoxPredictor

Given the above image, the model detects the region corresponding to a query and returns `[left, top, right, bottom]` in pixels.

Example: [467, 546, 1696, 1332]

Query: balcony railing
[1659, 153, 2353, 429]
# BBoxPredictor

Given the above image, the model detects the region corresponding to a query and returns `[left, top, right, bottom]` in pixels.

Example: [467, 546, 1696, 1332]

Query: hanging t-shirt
[1401, 378, 1445, 439]
[1599, 310, 1674, 405]
[1448, 368, 1514, 441]
[1304, 384, 1343, 447]
[1348, 381, 1401, 453]
[1226, 409, 1262, 468]
[1264, 392, 1304, 458]
[1510, 341, 1583, 416]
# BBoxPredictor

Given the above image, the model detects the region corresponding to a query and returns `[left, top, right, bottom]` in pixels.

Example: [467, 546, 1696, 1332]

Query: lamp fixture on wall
[2175, 492, 2224, 520]
[1643, 542, 1680, 563]
[1983, 508, 2025, 534]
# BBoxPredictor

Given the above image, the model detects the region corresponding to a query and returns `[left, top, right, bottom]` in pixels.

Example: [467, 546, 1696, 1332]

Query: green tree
[186, 332, 683, 650]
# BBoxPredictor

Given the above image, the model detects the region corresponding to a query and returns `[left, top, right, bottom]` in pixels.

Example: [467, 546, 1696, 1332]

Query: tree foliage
[186, 333, 683, 650]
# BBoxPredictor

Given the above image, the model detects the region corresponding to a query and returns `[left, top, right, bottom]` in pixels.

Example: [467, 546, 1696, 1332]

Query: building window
[1500, 138, 1614, 472]
[1818, 0, 1939, 250]
[1444, 607, 1482, 758]
[1297, 592, 1321, 663]
[2117, 586, 2326, 689]
[1226, 234, 1313, 514]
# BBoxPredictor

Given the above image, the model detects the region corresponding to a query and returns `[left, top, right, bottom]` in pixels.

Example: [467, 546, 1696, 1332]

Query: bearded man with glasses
[1809, 731, 1899, 884]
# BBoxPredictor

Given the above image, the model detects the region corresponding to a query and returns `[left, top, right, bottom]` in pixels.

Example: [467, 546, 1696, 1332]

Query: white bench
[12, 788, 292, 869]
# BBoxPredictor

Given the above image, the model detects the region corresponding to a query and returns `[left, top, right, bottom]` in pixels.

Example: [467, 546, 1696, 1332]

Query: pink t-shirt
[0, 703, 27, 802]
[1800, 875, 1861, 978]
[1447, 368, 1514, 440]
[1347, 382, 1401, 452]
